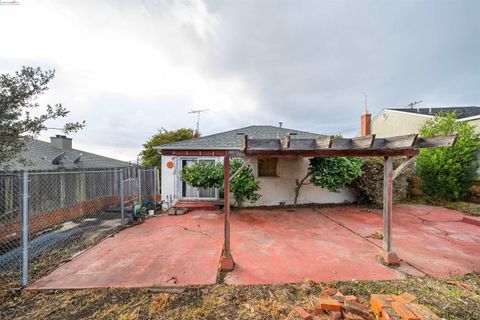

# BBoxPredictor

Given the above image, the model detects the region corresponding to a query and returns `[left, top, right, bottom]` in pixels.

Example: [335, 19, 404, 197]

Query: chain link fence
[0, 167, 159, 289]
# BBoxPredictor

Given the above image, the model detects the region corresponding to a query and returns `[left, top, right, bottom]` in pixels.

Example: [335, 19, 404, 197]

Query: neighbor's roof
[387, 106, 480, 119]
[4, 138, 131, 171]
[155, 125, 321, 150]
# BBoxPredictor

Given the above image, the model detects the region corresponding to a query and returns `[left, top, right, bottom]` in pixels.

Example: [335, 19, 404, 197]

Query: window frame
[257, 157, 278, 177]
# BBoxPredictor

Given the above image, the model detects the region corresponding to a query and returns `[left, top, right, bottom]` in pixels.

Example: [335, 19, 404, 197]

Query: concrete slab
[28, 211, 224, 290]
[224, 208, 405, 285]
[320, 204, 480, 277]
[29, 204, 480, 289]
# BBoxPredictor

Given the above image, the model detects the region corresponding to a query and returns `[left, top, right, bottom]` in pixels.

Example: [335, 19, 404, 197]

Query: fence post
[119, 170, 125, 225]
[137, 167, 142, 203]
[21, 171, 29, 286]
[152, 168, 157, 203]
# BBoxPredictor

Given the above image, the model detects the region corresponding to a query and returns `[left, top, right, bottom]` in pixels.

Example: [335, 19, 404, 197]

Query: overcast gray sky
[1, 0, 478, 161]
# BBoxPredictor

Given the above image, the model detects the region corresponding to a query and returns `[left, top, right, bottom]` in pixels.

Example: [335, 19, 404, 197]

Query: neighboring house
[368, 106, 480, 178]
[156, 125, 355, 207]
[371, 106, 480, 138]
[2, 135, 131, 171]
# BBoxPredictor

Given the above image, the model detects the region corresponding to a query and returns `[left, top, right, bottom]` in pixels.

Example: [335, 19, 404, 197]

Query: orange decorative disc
[166, 161, 174, 169]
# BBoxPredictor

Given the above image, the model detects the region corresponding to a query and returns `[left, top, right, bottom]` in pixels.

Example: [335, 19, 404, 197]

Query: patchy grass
[1, 274, 479, 320]
[401, 198, 480, 217]
[442, 201, 480, 217]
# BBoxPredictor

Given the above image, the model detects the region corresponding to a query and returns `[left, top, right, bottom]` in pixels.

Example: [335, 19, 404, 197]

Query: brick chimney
[360, 111, 371, 136]
[50, 135, 72, 150]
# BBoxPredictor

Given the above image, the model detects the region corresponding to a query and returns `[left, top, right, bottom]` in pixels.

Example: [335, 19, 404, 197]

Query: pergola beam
[381, 156, 400, 265]
[220, 154, 234, 271]
[245, 148, 419, 157]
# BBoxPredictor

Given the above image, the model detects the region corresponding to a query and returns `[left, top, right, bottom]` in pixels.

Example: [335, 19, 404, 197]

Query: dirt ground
[1, 274, 479, 320]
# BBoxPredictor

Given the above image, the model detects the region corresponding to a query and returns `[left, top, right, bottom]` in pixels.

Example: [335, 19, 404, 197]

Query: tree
[180, 159, 261, 207]
[416, 112, 480, 201]
[0, 66, 85, 166]
[140, 128, 194, 168]
[294, 157, 363, 205]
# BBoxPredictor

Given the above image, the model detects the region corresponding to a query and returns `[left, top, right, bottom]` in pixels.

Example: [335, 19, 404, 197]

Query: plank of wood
[351, 135, 375, 149]
[414, 134, 457, 148]
[242, 134, 248, 151]
[330, 138, 352, 150]
[382, 134, 418, 148]
[289, 139, 317, 150]
[245, 148, 419, 157]
[392, 156, 417, 181]
[315, 136, 332, 149]
[247, 139, 281, 150]
[280, 135, 290, 149]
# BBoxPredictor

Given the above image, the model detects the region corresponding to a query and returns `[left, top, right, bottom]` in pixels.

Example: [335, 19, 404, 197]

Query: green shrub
[180, 159, 261, 207]
[294, 156, 363, 204]
[416, 112, 480, 201]
[351, 157, 414, 204]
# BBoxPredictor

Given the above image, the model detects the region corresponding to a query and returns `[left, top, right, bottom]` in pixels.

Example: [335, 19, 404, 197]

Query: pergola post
[220, 153, 234, 271]
[381, 156, 400, 265]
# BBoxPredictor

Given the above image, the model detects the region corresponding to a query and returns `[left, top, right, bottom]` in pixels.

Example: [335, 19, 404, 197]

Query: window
[258, 158, 277, 177]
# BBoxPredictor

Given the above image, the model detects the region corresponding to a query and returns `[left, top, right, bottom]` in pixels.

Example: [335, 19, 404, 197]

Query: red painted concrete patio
[29, 211, 224, 289]
[29, 205, 480, 289]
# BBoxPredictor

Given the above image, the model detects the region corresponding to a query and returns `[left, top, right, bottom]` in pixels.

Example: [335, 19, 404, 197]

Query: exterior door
[180, 158, 217, 199]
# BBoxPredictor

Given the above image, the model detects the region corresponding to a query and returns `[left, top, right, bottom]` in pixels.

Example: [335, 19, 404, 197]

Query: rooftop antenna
[0, 1, 21, 5]
[364, 93, 368, 113]
[406, 100, 423, 109]
[188, 109, 209, 137]
[361, 92, 369, 113]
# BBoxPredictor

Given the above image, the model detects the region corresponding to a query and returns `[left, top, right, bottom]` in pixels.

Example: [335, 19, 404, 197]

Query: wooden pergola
[162, 133, 456, 270]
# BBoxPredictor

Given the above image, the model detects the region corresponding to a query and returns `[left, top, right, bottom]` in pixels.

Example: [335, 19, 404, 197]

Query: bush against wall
[351, 157, 414, 204]
[294, 157, 363, 205]
[180, 159, 260, 207]
[416, 113, 480, 201]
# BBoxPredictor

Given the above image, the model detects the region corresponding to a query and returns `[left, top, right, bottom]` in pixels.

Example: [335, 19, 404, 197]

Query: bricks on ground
[292, 290, 440, 320]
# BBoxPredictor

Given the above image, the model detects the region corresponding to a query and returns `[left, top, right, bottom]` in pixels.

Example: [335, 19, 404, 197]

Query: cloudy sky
[1, 0, 478, 161]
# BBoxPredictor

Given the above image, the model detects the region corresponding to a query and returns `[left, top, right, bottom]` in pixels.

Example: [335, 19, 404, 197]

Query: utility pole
[188, 109, 208, 137]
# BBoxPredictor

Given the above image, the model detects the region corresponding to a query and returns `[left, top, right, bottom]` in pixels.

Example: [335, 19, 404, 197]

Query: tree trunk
[294, 172, 310, 205]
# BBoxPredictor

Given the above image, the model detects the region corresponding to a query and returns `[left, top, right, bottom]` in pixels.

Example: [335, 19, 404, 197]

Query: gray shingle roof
[388, 106, 480, 119]
[3, 138, 131, 171]
[155, 125, 321, 150]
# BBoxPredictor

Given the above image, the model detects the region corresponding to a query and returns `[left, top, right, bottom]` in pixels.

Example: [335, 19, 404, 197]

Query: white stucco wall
[161, 155, 356, 207]
[244, 156, 355, 206]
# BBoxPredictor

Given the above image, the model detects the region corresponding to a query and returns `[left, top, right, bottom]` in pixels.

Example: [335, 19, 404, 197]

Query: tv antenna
[0, 0, 20, 5]
[188, 109, 209, 137]
[405, 100, 423, 109]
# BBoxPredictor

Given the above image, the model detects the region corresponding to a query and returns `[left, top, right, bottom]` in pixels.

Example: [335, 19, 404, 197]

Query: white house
[156, 125, 355, 207]
[371, 106, 480, 138]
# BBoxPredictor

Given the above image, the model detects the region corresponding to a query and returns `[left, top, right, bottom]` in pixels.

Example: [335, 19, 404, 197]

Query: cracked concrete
[28, 205, 480, 289]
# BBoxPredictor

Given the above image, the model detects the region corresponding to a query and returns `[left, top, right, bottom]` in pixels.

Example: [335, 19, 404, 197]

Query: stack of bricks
[293, 290, 441, 320]
[294, 288, 370, 320]
[370, 293, 441, 320]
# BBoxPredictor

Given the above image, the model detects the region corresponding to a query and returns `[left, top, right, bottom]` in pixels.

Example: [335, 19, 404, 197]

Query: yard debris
[321, 288, 338, 296]
[148, 286, 185, 294]
[293, 291, 441, 320]
[368, 231, 384, 240]
[294, 306, 313, 320]
[167, 207, 190, 215]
